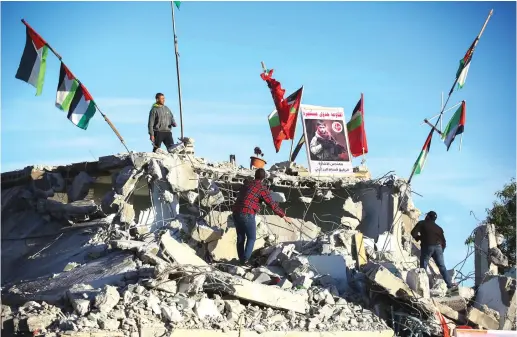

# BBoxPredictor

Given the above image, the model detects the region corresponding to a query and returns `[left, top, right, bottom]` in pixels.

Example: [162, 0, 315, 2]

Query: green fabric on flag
[174, 1, 181, 9]
[413, 132, 432, 176]
[347, 113, 363, 132]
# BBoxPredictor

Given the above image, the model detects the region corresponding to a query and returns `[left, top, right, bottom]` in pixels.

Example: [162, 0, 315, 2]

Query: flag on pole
[55, 62, 96, 130]
[173, 1, 181, 9]
[281, 86, 304, 139]
[268, 109, 286, 153]
[347, 93, 368, 157]
[15, 23, 49, 96]
[260, 69, 287, 120]
[455, 39, 476, 90]
[412, 131, 433, 176]
[441, 100, 466, 151]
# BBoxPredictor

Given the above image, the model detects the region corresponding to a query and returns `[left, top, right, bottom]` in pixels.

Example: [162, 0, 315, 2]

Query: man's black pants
[153, 131, 174, 152]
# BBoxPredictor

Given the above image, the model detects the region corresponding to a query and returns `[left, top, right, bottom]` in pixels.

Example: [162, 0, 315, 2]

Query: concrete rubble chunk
[468, 307, 499, 329]
[161, 305, 183, 323]
[489, 247, 509, 267]
[195, 298, 222, 320]
[98, 318, 120, 330]
[160, 231, 208, 267]
[94, 285, 120, 314]
[211, 272, 308, 313]
[26, 314, 55, 332]
[343, 197, 363, 220]
[114, 166, 142, 197]
[148, 159, 163, 180]
[68, 171, 95, 202]
[406, 268, 430, 298]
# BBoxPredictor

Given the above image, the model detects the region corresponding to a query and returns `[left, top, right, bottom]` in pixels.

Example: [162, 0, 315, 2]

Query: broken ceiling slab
[160, 231, 208, 267]
[4, 251, 136, 306]
[257, 215, 320, 242]
[168, 329, 395, 337]
[209, 271, 308, 314]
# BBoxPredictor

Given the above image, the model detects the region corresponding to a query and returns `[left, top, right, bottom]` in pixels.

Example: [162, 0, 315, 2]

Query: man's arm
[411, 221, 422, 242]
[148, 108, 156, 138]
[440, 227, 446, 250]
[168, 107, 177, 128]
[310, 136, 323, 155]
[260, 187, 285, 218]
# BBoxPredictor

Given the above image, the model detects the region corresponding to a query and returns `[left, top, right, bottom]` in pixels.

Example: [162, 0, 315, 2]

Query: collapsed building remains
[1, 139, 515, 337]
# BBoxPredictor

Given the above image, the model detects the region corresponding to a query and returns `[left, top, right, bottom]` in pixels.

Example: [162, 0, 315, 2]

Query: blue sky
[1, 1, 515, 283]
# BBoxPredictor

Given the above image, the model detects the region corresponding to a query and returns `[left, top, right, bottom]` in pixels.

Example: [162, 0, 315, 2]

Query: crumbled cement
[94, 286, 121, 314]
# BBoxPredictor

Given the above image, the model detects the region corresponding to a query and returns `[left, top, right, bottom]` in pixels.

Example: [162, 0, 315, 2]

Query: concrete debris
[68, 171, 95, 202]
[2, 149, 511, 336]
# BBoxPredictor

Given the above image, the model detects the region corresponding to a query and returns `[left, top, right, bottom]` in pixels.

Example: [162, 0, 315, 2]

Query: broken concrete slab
[160, 231, 208, 267]
[210, 272, 308, 314]
[59, 332, 124, 337]
[406, 268, 430, 299]
[474, 223, 499, 287]
[467, 307, 499, 330]
[270, 192, 287, 203]
[4, 252, 136, 305]
[94, 285, 120, 314]
[168, 330, 394, 337]
[68, 172, 95, 202]
[255, 215, 320, 242]
[475, 275, 516, 329]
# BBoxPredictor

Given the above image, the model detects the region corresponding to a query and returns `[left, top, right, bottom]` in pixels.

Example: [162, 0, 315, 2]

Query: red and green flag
[442, 101, 466, 151]
[268, 109, 286, 153]
[55, 62, 96, 130]
[15, 22, 49, 96]
[281, 86, 304, 139]
[347, 93, 368, 157]
[412, 131, 433, 176]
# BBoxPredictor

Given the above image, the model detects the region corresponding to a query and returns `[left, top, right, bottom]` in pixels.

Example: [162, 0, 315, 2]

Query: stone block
[68, 172, 95, 202]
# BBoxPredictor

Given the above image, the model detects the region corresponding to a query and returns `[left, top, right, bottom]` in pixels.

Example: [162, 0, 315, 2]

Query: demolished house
[1, 140, 515, 337]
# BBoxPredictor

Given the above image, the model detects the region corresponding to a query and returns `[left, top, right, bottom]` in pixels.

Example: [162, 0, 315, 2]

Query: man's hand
[150, 135, 155, 142]
[284, 216, 293, 224]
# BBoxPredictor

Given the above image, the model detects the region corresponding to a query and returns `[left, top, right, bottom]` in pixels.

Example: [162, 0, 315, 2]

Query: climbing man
[232, 168, 292, 266]
[148, 93, 177, 152]
[411, 211, 457, 291]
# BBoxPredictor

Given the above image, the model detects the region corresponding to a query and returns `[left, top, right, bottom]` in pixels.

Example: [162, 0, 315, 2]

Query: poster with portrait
[300, 104, 353, 175]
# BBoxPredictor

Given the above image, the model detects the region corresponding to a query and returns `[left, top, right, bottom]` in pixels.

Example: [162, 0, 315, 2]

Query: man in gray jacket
[148, 93, 177, 152]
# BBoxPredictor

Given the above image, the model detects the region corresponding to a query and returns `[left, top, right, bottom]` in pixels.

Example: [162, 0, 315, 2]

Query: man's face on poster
[317, 124, 328, 135]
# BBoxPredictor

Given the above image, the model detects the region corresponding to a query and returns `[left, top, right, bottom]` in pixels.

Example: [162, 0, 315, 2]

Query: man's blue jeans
[420, 244, 453, 288]
[232, 212, 256, 264]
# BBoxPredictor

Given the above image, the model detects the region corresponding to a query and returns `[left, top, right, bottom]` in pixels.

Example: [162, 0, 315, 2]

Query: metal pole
[171, 2, 184, 139]
[408, 9, 493, 185]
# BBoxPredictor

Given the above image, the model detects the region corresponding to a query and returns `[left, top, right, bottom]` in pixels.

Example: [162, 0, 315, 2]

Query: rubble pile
[1, 142, 515, 336]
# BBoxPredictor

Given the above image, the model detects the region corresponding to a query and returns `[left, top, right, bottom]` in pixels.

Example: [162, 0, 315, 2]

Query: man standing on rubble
[411, 211, 457, 290]
[148, 93, 177, 152]
[232, 168, 292, 266]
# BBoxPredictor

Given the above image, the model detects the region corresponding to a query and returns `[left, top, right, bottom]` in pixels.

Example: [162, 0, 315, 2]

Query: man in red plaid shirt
[232, 168, 292, 265]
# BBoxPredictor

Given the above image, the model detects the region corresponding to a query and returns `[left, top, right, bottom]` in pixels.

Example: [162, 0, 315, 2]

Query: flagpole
[440, 92, 444, 132]
[20, 19, 131, 154]
[407, 9, 493, 185]
[171, 2, 184, 139]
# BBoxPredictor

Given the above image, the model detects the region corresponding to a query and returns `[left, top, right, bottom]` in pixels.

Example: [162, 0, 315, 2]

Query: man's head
[425, 211, 438, 221]
[255, 168, 266, 180]
[316, 120, 328, 135]
[155, 93, 165, 105]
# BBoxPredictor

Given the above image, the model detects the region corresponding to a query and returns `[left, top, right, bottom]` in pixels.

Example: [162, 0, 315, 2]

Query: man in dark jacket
[148, 93, 177, 152]
[232, 168, 292, 266]
[411, 211, 456, 289]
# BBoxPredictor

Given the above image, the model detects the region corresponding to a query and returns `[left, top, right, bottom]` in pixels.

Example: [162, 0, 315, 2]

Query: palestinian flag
[174, 1, 181, 9]
[347, 93, 368, 157]
[281, 86, 304, 140]
[55, 62, 96, 130]
[412, 131, 433, 176]
[455, 39, 476, 90]
[442, 101, 466, 151]
[15, 23, 49, 96]
[268, 109, 287, 153]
